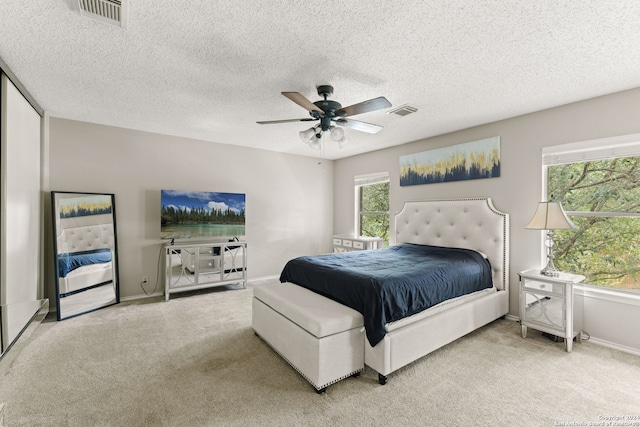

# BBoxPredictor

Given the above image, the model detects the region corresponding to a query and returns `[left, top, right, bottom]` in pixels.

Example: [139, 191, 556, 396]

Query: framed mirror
[51, 192, 120, 320]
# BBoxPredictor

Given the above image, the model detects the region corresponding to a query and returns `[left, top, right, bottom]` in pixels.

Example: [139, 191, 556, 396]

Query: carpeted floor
[1, 282, 639, 426]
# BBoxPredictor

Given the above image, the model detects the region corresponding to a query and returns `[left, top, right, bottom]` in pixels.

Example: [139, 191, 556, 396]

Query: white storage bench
[252, 282, 364, 393]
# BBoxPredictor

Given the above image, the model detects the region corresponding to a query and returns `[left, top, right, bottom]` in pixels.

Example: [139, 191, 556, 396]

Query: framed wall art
[400, 136, 500, 186]
[160, 190, 246, 241]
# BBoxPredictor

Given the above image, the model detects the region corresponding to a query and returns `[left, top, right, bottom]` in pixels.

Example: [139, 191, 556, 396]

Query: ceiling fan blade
[256, 118, 315, 125]
[282, 92, 325, 113]
[336, 96, 391, 117]
[336, 118, 383, 134]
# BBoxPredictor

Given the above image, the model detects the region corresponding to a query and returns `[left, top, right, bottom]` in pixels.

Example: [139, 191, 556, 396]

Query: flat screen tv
[161, 190, 245, 240]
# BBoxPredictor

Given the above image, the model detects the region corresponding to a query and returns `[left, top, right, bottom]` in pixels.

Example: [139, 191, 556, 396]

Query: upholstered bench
[252, 282, 364, 393]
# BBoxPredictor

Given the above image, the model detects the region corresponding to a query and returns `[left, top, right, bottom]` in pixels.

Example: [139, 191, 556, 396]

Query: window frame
[354, 172, 390, 240]
[543, 133, 640, 295]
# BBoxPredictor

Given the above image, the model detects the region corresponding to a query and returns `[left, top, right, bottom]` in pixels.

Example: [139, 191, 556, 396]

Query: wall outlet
[142, 276, 148, 284]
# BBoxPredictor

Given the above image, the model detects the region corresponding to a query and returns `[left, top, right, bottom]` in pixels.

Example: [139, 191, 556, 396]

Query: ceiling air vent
[78, 0, 127, 27]
[387, 105, 418, 117]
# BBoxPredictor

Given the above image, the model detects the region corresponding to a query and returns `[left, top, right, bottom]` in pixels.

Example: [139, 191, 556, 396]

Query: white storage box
[252, 282, 364, 392]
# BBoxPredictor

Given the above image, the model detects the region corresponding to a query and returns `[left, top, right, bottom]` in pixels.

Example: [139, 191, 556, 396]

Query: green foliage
[360, 181, 390, 245]
[548, 157, 640, 291]
[161, 205, 245, 226]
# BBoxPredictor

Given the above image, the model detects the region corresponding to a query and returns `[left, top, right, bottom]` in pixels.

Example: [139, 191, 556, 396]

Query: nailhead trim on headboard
[395, 198, 509, 291]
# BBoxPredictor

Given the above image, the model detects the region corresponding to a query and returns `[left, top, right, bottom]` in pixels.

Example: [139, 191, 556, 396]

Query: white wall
[47, 118, 334, 300]
[334, 87, 640, 354]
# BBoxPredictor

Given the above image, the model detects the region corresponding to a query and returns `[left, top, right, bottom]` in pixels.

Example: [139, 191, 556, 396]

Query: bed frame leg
[378, 374, 388, 385]
[315, 387, 327, 394]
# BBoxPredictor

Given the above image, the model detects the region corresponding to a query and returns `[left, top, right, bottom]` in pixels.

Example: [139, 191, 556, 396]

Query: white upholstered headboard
[395, 198, 509, 291]
[56, 224, 115, 254]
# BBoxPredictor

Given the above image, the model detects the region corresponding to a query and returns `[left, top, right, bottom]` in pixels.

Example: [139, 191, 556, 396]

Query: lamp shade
[330, 126, 347, 147]
[329, 126, 344, 141]
[299, 127, 315, 143]
[525, 201, 577, 230]
[308, 134, 322, 150]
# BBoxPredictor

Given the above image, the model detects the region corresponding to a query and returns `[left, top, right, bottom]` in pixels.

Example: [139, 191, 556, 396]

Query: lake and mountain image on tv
[161, 190, 246, 240]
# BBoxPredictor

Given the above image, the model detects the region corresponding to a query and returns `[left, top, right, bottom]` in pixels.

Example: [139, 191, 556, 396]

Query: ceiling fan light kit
[308, 134, 322, 150]
[258, 85, 391, 150]
[330, 126, 348, 148]
[299, 127, 316, 143]
[299, 124, 347, 149]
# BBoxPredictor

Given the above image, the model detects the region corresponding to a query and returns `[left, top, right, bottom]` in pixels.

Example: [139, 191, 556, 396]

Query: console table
[164, 240, 247, 301]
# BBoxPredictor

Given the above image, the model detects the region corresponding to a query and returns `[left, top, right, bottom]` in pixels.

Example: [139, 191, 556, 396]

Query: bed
[56, 224, 115, 296]
[280, 197, 509, 384]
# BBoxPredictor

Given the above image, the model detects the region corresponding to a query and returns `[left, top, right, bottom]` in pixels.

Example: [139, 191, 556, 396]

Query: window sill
[577, 283, 640, 307]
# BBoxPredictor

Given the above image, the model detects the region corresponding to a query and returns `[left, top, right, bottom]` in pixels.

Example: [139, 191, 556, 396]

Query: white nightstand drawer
[522, 280, 565, 296]
[342, 240, 353, 248]
[333, 238, 342, 246]
[352, 241, 364, 249]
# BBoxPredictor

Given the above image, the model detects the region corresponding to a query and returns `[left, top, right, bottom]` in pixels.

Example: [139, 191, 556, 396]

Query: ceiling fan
[257, 85, 392, 149]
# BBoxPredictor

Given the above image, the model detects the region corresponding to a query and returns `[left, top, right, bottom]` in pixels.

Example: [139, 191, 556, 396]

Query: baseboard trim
[247, 275, 279, 284]
[587, 336, 640, 357]
[0, 299, 49, 376]
[500, 314, 639, 356]
[120, 292, 163, 302]
[505, 314, 519, 322]
[120, 277, 278, 303]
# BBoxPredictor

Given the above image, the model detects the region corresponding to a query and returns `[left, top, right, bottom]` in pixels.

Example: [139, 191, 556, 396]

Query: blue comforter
[279, 243, 492, 347]
[57, 248, 112, 278]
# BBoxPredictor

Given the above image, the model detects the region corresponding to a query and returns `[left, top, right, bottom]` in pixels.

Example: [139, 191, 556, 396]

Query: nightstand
[332, 235, 384, 253]
[518, 269, 585, 352]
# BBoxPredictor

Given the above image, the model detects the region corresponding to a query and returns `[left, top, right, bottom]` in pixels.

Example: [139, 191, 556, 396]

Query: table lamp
[526, 201, 577, 276]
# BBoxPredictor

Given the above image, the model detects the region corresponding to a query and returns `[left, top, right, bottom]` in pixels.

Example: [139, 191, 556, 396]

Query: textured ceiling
[2, 1, 640, 160]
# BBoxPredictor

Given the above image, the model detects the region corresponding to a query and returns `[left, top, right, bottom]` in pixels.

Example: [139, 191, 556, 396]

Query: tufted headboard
[56, 223, 115, 254]
[395, 198, 509, 291]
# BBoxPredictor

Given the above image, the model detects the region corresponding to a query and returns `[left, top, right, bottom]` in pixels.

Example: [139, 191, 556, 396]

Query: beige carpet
[1, 281, 639, 426]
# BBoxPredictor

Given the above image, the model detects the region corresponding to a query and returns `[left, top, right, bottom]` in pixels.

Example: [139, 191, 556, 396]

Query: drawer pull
[540, 284, 546, 289]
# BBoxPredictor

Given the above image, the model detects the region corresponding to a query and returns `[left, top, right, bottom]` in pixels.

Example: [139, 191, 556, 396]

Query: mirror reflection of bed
[56, 283, 117, 319]
[52, 192, 120, 320]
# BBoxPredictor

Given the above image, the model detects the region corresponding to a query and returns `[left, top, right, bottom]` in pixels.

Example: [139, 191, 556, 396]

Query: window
[355, 172, 390, 245]
[544, 135, 640, 293]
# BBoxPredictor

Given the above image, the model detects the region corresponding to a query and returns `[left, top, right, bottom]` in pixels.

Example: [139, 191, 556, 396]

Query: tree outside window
[358, 180, 389, 245]
[548, 157, 640, 292]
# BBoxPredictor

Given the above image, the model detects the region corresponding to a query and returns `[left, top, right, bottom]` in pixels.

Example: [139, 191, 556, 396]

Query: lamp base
[540, 268, 560, 277]
[540, 257, 559, 277]
[540, 231, 560, 276]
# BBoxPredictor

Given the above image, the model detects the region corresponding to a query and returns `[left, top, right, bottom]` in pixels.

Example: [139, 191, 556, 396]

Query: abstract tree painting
[400, 137, 500, 186]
